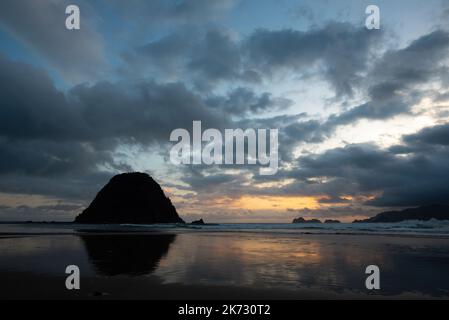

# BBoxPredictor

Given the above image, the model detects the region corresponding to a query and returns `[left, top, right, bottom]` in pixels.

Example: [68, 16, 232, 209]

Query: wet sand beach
[1, 223, 449, 299]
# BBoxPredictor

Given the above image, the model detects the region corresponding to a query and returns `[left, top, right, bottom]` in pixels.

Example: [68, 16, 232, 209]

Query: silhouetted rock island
[324, 219, 341, 224]
[353, 204, 449, 223]
[191, 219, 205, 225]
[292, 217, 322, 224]
[75, 172, 185, 224]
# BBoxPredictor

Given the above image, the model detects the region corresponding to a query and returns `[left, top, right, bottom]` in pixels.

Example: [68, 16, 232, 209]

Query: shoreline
[1, 271, 446, 300]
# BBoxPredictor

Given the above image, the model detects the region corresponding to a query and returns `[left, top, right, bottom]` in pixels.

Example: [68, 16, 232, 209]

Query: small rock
[191, 219, 205, 225]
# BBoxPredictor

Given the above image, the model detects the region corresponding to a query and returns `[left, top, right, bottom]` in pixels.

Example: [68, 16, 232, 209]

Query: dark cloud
[129, 22, 380, 94]
[123, 26, 449, 212]
[324, 96, 411, 129]
[123, 25, 449, 178]
[1, 53, 229, 144]
[282, 120, 326, 144]
[36, 204, 84, 211]
[245, 22, 381, 97]
[71, 80, 228, 144]
[0, 139, 112, 177]
[0, 172, 111, 201]
[273, 30, 449, 149]
[128, 31, 193, 77]
[2, 3, 449, 222]
[188, 29, 242, 84]
[368, 30, 449, 100]
[0, 0, 238, 84]
[288, 127, 449, 207]
[403, 123, 449, 147]
[276, 120, 326, 162]
[105, 0, 237, 26]
[0, 53, 233, 204]
[0, 0, 238, 80]
[206, 87, 293, 116]
[0, 202, 85, 221]
[0, 0, 106, 83]
[0, 53, 294, 205]
[127, 28, 261, 87]
[0, 54, 88, 141]
[181, 169, 243, 192]
[320, 30, 449, 131]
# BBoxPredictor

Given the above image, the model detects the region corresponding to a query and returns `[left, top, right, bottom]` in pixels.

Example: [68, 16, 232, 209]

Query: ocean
[2, 220, 448, 236]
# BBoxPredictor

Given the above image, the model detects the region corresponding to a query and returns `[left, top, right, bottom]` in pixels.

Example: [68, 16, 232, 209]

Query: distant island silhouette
[292, 217, 341, 224]
[75, 172, 185, 224]
[353, 204, 449, 223]
[292, 217, 322, 224]
[324, 219, 341, 224]
[292, 205, 449, 224]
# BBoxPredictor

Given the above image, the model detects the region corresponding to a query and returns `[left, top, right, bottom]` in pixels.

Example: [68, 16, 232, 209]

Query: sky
[0, 0, 449, 223]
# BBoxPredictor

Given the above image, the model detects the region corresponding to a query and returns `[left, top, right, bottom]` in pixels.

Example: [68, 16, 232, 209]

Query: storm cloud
[289, 124, 449, 207]
[1, 1, 449, 221]
[0, 0, 106, 83]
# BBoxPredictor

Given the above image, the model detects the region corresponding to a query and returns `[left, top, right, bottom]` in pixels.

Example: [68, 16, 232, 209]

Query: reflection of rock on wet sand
[80, 234, 176, 276]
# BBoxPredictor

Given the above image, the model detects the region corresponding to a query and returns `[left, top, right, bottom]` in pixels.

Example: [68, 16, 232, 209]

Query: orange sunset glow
[231, 195, 325, 211]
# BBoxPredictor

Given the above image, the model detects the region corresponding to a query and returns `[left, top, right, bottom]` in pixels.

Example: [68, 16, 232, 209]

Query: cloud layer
[1, 1, 449, 221]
